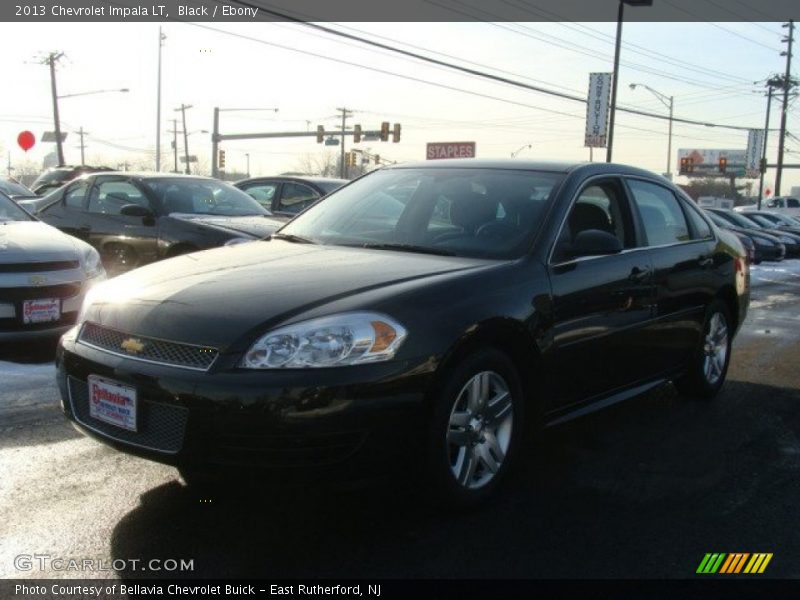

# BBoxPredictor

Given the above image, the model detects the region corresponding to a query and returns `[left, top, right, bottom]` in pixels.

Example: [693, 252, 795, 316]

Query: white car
[763, 196, 800, 218]
[0, 191, 105, 341]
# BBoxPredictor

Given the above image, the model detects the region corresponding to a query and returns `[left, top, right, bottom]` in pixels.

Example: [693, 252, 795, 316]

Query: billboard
[677, 148, 754, 178]
[426, 142, 476, 160]
[584, 73, 612, 148]
[745, 129, 765, 178]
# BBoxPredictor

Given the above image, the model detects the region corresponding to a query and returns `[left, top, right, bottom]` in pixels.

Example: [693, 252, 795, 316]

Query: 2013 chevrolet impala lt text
[56, 160, 749, 504]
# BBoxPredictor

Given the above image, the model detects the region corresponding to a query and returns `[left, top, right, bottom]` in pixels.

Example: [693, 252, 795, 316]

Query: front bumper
[57, 330, 434, 480]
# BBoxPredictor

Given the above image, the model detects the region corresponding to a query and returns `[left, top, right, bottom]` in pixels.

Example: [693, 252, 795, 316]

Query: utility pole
[169, 119, 179, 173]
[74, 127, 88, 166]
[7, 153, 13, 178]
[245, 153, 250, 178]
[175, 104, 193, 174]
[156, 28, 166, 171]
[44, 52, 66, 166]
[775, 20, 795, 196]
[758, 81, 779, 209]
[337, 107, 353, 178]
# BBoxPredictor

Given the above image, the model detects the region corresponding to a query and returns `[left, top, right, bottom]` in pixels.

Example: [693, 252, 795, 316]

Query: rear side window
[627, 179, 690, 246]
[681, 199, 713, 239]
[789, 198, 800, 208]
[64, 180, 90, 210]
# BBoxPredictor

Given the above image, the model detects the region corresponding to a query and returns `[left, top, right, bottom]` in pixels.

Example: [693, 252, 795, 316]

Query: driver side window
[554, 179, 633, 262]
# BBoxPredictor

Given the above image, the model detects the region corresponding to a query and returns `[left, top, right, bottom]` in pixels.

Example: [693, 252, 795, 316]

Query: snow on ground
[0, 360, 58, 412]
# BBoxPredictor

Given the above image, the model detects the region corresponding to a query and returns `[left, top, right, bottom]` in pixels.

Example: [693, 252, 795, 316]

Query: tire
[675, 300, 732, 400]
[426, 348, 525, 507]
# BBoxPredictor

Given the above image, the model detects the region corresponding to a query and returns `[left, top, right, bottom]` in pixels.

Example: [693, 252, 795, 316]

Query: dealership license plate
[22, 298, 60, 324]
[88, 375, 137, 432]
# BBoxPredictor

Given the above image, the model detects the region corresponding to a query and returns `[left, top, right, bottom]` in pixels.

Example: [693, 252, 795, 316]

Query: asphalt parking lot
[1, 261, 799, 580]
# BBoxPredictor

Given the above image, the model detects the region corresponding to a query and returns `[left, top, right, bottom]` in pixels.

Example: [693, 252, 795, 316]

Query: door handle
[628, 267, 650, 282]
[698, 256, 714, 268]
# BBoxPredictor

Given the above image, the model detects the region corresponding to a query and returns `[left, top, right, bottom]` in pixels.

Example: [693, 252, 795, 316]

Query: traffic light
[218, 149, 226, 169]
[353, 124, 362, 144]
[316, 125, 324, 143]
[392, 123, 401, 143]
[718, 157, 727, 173]
[380, 121, 390, 142]
[345, 151, 356, 168]
[679, 157, 694, 174]
[374, 154, 380, 165]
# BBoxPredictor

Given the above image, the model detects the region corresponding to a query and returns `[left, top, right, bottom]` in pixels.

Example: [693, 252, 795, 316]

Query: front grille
[68, 376, 187, 454]
[0, 260, 80, 273]
[0, 283, 82, 301]
[78, 322, 218, 371]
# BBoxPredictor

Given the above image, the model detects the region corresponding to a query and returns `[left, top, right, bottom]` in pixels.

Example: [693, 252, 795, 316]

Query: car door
[84, 177, 160, 269]
[274, 181, 321, 217]
[546, 177, 656, 409]
[37, 178, 92, 241]
[625, 177, 717, 374]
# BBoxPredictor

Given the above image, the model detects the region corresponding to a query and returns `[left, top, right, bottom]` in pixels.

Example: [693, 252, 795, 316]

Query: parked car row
[704, 207, 800, 264]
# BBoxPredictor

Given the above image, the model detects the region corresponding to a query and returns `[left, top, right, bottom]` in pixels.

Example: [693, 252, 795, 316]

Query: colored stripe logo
[697, 553, 773, 574]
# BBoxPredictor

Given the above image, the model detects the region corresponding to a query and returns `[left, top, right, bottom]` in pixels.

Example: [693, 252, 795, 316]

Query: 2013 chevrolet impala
[56, 160, 749, 504]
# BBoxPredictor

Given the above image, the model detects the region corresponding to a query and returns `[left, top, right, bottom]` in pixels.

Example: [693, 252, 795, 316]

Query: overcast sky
[0, 20, 797, 191]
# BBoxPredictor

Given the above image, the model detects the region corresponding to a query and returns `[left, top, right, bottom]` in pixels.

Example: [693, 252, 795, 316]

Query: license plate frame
[87, 375, 138, 432]
[22, 298, 61, 324]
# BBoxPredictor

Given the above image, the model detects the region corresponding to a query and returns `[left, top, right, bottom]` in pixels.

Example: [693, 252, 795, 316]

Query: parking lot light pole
[629, 83, 674, 177]
[606, 0, 653, 164]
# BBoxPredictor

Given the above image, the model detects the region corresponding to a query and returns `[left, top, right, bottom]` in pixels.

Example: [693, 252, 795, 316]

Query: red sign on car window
[426, 142, 476, 160]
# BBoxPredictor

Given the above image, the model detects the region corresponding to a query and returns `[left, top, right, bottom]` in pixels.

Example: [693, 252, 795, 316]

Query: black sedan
[707, 208, 800, 258]
[236, 175, 347, 218]
[705, 211, 785, 263]
[57, 160, 749, 505]
[37, 172, 285, 274]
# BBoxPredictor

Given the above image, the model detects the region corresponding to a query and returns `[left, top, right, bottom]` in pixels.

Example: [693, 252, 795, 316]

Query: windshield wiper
[270, 233, 317, 244]
[358, 242, 455, 256]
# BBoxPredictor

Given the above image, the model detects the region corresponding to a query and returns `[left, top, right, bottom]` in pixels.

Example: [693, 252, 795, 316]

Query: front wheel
[427, 349, 524, 506]
[675, 300, 732, 399]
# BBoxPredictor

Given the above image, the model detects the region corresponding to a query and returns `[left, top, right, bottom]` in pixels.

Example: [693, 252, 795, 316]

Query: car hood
[168, 213, 285, 238]
[725, 225, 779, 242]
[83, 240, 493, 349]
[0, 221, 82, 262]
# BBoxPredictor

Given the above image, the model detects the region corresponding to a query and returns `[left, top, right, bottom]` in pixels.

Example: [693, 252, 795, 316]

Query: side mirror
[120, 204, 154, 218]
[571, 229, 623, 257]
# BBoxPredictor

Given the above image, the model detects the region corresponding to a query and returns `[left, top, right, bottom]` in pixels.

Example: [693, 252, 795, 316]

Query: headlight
[81, 246, 106, 279]
[76, 280, 107, 324]
[241, 312, 407, 369]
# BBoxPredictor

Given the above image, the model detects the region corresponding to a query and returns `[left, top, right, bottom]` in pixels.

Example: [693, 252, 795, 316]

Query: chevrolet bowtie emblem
[28, 275, 47, 285]
[121, 338, 145, 354]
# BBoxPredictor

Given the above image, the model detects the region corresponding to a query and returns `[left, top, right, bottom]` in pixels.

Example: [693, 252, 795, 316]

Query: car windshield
[0, 179, 35, 197]
[32, 169, 72, 187]
[0, 192, 34, 222]
[278, 167, 564, 259]
[142, 178, 270, 217]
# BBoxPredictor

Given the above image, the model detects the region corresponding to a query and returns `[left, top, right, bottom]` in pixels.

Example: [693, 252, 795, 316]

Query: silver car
[0, 190, 105, 341]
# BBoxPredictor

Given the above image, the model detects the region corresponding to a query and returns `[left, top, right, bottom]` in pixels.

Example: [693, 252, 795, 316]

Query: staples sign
[426, 142, 476, 160]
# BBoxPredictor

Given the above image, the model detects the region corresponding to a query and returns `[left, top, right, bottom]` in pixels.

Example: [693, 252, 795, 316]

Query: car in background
[236, 176, 347, 218]
[37, 172, 285, 274]
[0, 178, 39, 202]
[707, 208, 799, 259]
[0, 190, 105, 341]
[746, 211, 800, 236]
[730, 211, 800, 258]
[704, 210, 784, 264]
[58, 160, 748, 505]
[764, 196, 800, 218]
[30, 165, 114, 196]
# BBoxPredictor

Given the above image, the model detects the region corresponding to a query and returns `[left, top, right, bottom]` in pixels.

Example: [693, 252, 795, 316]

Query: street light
[511, 144, 532, 158]
[629, 83, 674, 177]
[53, 87, 129, 166]
[245, 153, 250, 178]
[607, 0, 653, 163]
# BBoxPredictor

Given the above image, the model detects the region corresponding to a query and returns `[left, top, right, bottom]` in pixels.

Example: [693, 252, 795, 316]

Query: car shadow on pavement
[109, 379, 800, 579]
[0, 338, 59, 363]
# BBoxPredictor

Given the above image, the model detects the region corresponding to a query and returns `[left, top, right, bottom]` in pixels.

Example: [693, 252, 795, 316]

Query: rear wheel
[427, 349, 524, 506]
[675, 300, 732, 399]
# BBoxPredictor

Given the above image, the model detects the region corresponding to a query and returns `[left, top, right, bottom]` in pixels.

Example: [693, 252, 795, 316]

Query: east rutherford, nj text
[272, 585, 381, 596]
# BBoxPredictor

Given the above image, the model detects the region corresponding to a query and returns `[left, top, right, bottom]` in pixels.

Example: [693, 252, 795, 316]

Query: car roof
[82, 172, 218, 181]
[382, 158, 664, 179]
[236, 175, 348, 185]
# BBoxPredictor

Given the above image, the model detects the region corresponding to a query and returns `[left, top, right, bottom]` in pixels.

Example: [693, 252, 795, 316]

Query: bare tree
[293, 151, 339, 177]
